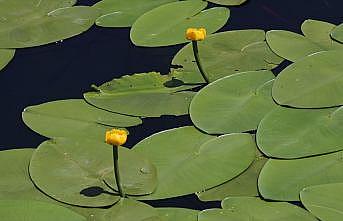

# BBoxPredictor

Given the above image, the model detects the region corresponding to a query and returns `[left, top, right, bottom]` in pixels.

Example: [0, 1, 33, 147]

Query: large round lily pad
[190, 70, 276, 134]
[198, 209, 250, 221]
[257, 106, 343, 159]
[130, 1, 230, 47]
[157, 208, 198, 221]
[197, 148, 267, 201]
[300, 183, 343, 221]
[272, 50, 343, 108]
[331, 23, 343, 43]
[133, 127, 256, 200]
[22, 99, 141, 141]
[172, 30, 283, 83]
[221, 197, 317, 221]
[0, 200, 86, 221]
[29, 138, 157, 207]
[0, 49, 15, 71]
[258, 151, 343, 201]
[0, 1, 98, 48]
[84, 72, 197, 117]
[71, 198, 162, 221]
[266, 20, 343, 62]
[93, 0, 177, 27]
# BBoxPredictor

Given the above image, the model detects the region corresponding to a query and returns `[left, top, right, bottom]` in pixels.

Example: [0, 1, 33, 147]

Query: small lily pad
[221, 197, 317, 221]
[300, 183, 343, 221]
[172, 30, 283, 83]
[0, 49, 15, 71]
[257, 106, 343, 159]
[0, 200, 86, 221]
[272, 50, 343, 108]
[29, 138, 157, 207]
[207, 0, 247, 6]
[190, 70, 276, 134]
[258, 151, 343, 201]
[93, 0, 177, 27]
[22, 99, 142, 141]
[331, 23, 343, 43]
[157, 208, 199, 221]
[133, 127, 256, 200]
[130, 1, 230, 47]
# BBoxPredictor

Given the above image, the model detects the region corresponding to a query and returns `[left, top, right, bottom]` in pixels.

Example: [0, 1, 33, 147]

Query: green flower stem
[192, 40, 210, 83]
[113, 145, 125, 197]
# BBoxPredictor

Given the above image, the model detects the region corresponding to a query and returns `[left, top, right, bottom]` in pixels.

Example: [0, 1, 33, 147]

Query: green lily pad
[172, 30, 283, 83]
[221, 197, 317, 221]
[71, 198, 162, 221]
[0, 49, 15, 71]
[331, 23, 343, 43]
[272, 50, 343, 108]
[258, 151, 343, 201]
[93, 0, 177, 27]
[130, 1, 230, 47]
[197, 149, 268, 201]
[133, 127, 256, 200]
[190, 70, 276, 134]
[0, 2, 98, 48]
[22, 99, 141, 141]
[29, 138, 157, 207]
[84, 72, 198, 117]
[198, 209, 250, 221]
[266, 20, 343, 62]
[257, 106, 343, 159]
[300, 183, 343, 221]
[207, 0, 247, 6]
[157, 208, 199, 221]
[0, 200, 86, 221]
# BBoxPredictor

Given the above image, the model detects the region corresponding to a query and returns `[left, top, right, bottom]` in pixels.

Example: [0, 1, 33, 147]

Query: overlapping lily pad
[157, 208, 199, 221]
[272, 50, 343, 108]
[133, 126, 256, 200]
[198, 209, 250, 220]
[258, 151, 343, 201]
[22, 99, 141, 141]
[29, 138, 157, 207]
[300, 183, 343, 221]
[0, 49, 15, 71]
[93, 0, 177, 27]
[257, 106, 343, 159]
[130, 0, 230, 47]
[207, 0, 247, 6]
[331, 23, 343, 43]
[172, 30, 283, 83]
[266, 19, 343, 62]
[84, 72, 198, 117]
[0, 0, 98, 48]
[190, 71, 276, 134]
[221, 197, 317, 221]
[197, 149, 267, 201]
[0, 200, 86, 221]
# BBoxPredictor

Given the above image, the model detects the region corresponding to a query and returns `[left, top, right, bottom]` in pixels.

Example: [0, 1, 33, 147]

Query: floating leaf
[258, 151, 343, 201]
[221, 197, 317, 221]
[130, 1, 230, 47]
[0, 200, 86, 221]
[29, 138, 157, 207]
[257, 106, 343, 159]
[157, 208, 199, 221]
[22, 99, 141, 141]
[84, 72, 198, 117]
[266, 20, 343, 62]
[301, 183, 343, 221]
[206, 0, 247, 6]
[272, 50, 343, 108]
[0, 49, 15, 71]
[93, 0, 177, 27]
[198, 209, 250, 221]
[331, 23, 343, 43]
[172, 30, 283, 83]
[133, 127, 256, 200]
[71, 198, 162, 221]
[190, 71, 276, 134]
[0, 2, 98, 48]
[197, 149, 267, 201]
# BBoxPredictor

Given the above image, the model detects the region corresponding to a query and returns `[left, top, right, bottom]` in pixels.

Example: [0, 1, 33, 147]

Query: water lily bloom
[186, 28, 207, 41]
[105, 129, 127, 146]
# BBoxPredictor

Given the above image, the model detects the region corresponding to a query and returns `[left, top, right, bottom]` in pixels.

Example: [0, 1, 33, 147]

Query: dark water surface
[0, 0, 342, 209]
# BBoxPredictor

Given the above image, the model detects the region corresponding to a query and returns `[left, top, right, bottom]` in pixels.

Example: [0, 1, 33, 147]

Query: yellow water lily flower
[105, 129, 127, 146]
[186, 28, 207, 41]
